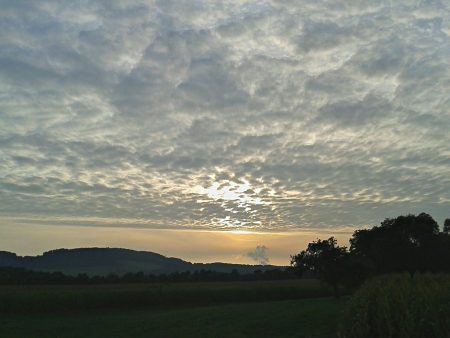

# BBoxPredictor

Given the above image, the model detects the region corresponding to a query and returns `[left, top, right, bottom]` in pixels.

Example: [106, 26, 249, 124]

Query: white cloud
[246, 245, 269, 265]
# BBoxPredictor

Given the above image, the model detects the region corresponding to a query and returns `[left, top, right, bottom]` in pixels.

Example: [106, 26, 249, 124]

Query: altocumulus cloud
[0, 0, 449, 232]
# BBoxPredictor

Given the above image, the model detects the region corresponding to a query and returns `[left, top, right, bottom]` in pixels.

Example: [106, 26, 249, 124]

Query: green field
[0, 297, 346, 338]
[0, 279, 336, 314]
[0, 279, 346, 337]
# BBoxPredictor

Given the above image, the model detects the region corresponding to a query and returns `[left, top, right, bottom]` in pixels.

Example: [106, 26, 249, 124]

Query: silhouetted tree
[444, 219, 450, 234]
[290, 213, 450, 292]
[291, 237, 347, 298]
[350, 213, 440, 275]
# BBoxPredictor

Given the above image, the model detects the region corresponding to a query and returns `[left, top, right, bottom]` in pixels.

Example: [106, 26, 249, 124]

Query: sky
[1, 0, 449, 265]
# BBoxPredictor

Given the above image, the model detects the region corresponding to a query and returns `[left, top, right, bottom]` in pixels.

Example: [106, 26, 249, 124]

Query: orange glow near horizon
[0, 221, 352, 266]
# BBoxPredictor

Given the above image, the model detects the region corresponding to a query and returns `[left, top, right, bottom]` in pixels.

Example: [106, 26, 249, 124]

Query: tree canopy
[291, 237, 347, 297]
[291, 213, 450, 293]
[444, 218, 450, 234]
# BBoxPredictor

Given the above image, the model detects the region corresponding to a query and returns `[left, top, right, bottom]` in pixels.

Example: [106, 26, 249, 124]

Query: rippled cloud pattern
[1, 0, 449, 231]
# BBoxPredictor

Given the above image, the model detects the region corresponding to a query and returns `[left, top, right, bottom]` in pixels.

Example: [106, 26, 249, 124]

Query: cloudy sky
[1, 0, 449, 264]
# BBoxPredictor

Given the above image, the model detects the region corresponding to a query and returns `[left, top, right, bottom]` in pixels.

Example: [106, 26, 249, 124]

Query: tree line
[291, 213, 450, 297]
[0, 266, 296, 285]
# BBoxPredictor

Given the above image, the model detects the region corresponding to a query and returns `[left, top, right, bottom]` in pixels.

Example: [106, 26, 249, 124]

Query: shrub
[339, 273, 450, 338]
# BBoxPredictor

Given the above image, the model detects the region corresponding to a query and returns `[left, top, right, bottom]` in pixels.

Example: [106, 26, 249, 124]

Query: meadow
[2, 274, 449, 337]
[0, 297, 346, 338]
[0, 279, 346, 337]
[0, 279, 335, 314]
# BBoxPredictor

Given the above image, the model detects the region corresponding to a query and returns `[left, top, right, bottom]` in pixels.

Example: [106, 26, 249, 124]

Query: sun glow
[190, 179, 270, 229]
[192, 179, 267, 207]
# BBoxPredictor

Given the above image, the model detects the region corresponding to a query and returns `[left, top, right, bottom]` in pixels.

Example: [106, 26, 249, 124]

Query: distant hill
[0, 248, 281, 276]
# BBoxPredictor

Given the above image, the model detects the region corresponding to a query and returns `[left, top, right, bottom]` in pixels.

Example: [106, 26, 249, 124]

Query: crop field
[339, 273, 450, 338]
[2, 274, 448, 337]
[0, 279, 346, 337]
[0, 279, 336, 314]
[0, 297, 346, 338]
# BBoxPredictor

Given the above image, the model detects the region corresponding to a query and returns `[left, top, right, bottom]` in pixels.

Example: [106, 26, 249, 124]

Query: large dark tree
[291, 237, 347, 298]
[349, 213, 440, 275]
[292, 213, 450, 291]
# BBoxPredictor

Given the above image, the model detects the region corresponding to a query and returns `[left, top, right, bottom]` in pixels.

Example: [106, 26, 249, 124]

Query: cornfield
[339, 273, 450, 338]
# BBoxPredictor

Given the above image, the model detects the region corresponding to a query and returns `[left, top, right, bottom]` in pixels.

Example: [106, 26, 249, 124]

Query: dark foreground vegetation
[291, 213, 450, 297]
[0, 297, 346, 338]
[288, 213, 450, 337]
[0, 279, 334, 315]
[339, 273, 450, 338]
[1, 213, 450, 337]
[0, 279, 344, 337]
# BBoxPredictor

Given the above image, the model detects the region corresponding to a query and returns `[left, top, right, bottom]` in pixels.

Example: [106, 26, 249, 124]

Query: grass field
[0, 279, 336, 314]
[0, 279, 346, 337]
[0, 297, 347, 338]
